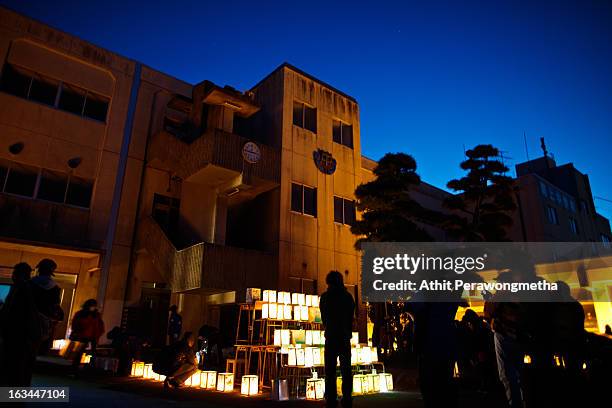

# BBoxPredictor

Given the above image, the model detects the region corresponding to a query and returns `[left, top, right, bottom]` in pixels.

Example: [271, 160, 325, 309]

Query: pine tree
[443, 144, 516, 241]
[351, 153, 435, 248]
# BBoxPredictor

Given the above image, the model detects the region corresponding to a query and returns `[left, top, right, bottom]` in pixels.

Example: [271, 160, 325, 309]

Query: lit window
[291, 183, 317, 217]
[332, 120, 353, 148]
[293, 101, 317, 133]
[334, 196, 356, 225]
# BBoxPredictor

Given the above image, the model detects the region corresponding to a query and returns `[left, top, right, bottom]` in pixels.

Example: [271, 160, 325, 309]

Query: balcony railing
[138, 216, 277, 293]
[147, 128, 280, 183]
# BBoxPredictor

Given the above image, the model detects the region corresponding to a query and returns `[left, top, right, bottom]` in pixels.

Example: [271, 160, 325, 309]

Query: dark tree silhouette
[351, 153, 435, 248]
[443, 144, 516, 241]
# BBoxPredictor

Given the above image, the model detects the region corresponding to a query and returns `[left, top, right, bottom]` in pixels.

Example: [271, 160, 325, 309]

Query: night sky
[2, 0, 611, 220]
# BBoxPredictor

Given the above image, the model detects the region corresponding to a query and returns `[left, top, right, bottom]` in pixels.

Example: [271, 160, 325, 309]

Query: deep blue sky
[3, 0, 611, 220]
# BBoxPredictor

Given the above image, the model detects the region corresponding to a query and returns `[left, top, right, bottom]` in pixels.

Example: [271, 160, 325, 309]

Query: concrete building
[0, 7, 371, 343]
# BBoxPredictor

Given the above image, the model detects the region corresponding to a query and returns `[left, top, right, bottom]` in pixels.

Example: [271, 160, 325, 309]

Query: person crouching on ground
[69, 299, 105, 369]
[320, 271, 356, 408]
[157, 332, 198, 389]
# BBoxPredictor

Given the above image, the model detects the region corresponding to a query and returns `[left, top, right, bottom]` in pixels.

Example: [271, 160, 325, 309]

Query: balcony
[147, 128, 280, 185]
[0, 193, 93, 248]
[138, 216, 277, 293]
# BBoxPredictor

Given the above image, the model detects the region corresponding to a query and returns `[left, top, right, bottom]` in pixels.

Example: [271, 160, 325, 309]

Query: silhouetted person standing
[0, 262, 38, 386]
[320, 271, 355, 408]
[168, 305, 182, 344]
[30, 258, 63, 354]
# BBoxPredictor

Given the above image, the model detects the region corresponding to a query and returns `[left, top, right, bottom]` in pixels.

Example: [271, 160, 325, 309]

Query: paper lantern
[309, 307, 322, 323]
[263, 290, 277, 303]
[288, 348, 297, 366]
[312, 330, 321, 345]
[306, 377, 325, 400]
[300, 306, 309, 321]
[371, 347, 379, 362]
[523, 354, 532, 364]
[453, 361, 460, 378]
[262, 303, 269, 319]
[291, 329, 306, 345]
[305, 295, 313, 307]
[311, 295, 320, 307]
[143, 363, 154, 379]
[152, 372, 166, 382]
[296, 348, 306, 366]
[246, 288, 261, 303]
[216, 372, 234, 392]
[240, 375, 259, 395]
[313, 347, 322, 366]
[199, 371, 217, 389]
[52, 339, 68, 351]
[353, 374, 366, 395]
[365, 374, 375, 393]
[305, 330, 313, 345]
[360, 347, 372, 364]
[337, 377, 343, 396]
[351, 348, 357, 365]
[350, 332, 359, 346]
[304, 347, 315, 367]
[283, 304, 292, 320]
[379, 373, 393, 392]
[80, 354, 92, 365]
[370, 371, 380, 392]
[131, 361, 145, 377]
[278, 291, 291, 304]
[187, 370, 202, 387]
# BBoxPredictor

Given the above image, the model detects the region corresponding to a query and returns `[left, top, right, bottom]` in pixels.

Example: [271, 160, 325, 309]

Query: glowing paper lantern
[288, 348, 297, 366]
[300, 306, 309, 321]
[379, 373, 393, 392]
[292, 293, 305, 305]
[351, 348, 357, 365]
[313, 347, 322, 366]
[187, 370, 202, 387]
[274, 329, 290, 346]
[200, 370, 217, 389]
[263, 290, 277, 303]
[262, 303, 269, 319]
[306, 377, 325, 400]
[365, 373, 375, 393]
[131, 361, 145, 377]
[311, 295, 320, 307]
[360, 347, 372, 364]
[143, 363, 154, 379]
[291, 329, 306, 344]
[278, 291, 291, 304]
[353, 374, 367, 395]
[312, 330, 321, 345]
[283, 304, 292, 320]
[270, 303, 278, 319]
[52, 339, 68, 351]
[240, 375, 259, 395]
[523, 354, 532, 364]
[296, 348, 306, 366]
[370, 370, 380, 392]
[350, 332, 359, 346]
[216, 372, 234, 392]
[305, 295, 313, 307]
[371, 347, 379, 362]
[304, 347, 315, 367]
[309, 307, 322, 323]
[306, 330, 313, 345]
[152, 372, 166, 382]
[80, 354, 92, 364]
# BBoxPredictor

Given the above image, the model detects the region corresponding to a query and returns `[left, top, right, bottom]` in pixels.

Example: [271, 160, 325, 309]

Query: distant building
[512, 155, 611, 242]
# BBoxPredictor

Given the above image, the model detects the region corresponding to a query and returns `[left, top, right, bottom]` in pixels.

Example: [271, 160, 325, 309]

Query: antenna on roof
[540, 137, 548, 158]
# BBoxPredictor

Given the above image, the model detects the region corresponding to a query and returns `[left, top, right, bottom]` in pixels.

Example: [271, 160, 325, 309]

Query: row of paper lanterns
[274, 330, 359, 346]
[261, 303, 321, 322]
[305, 371, 394, 400]
[254, 289, 320, 307]
[130, 361, 260, 396]
[280, 345, 379, 367]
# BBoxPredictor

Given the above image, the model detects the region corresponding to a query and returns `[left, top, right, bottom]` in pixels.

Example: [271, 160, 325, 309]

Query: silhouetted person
[605, 324, 612, 336]
[320, 271, 355, 408]
[168, 305, 182, 344]
[69, 299, 105, 369]
[485, 272, 527, 408]
[154, 331, 198, 389]
[107, 326, 130, 375]
[0, 262, 39, 386]
[30, 258, 63, 354]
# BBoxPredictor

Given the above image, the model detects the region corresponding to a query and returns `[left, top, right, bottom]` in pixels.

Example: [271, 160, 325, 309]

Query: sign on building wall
[313, 149, 336, 175]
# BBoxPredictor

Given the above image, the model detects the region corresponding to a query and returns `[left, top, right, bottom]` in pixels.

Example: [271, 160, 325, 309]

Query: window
[291, 183, 317, 217]
[292, 101, 317, 133]
[569, 217, 579, 235]
[0, 160, 8, 191]
[4, 162, 38, 197]
[65, 176, 94, 208]
[545, 205, 559, 225]
[83, 91, 109, 122]
[38, 170, 69, 203]
[602, 234, 611, 247]
[152, 193, 180, 232]
[332, 120, 353, 148]
[0, 64, 32, 98]
[59, 83, 86, 115]
[334, 196, 356, 225]
[0, 63, 109, 123]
